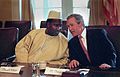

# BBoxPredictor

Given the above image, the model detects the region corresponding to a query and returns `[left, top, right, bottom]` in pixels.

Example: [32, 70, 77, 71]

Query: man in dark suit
[66, 14, 116, 69]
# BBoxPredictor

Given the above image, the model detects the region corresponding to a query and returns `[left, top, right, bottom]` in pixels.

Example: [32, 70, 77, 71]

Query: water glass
[32, 63, 40, 77]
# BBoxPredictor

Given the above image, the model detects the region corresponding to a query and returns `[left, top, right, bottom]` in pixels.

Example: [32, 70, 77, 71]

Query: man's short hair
[67, 14, 85, 27]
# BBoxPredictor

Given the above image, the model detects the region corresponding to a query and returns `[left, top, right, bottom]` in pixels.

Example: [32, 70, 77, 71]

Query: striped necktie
[79, 35, 91, 63]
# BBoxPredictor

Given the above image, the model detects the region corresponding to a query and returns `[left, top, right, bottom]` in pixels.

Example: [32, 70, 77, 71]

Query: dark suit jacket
[68, 28, 116, 68]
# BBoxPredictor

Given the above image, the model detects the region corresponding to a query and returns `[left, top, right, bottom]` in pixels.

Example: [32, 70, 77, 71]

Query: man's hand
[99, 63, 111, 69]
[68, 60, 79, 69]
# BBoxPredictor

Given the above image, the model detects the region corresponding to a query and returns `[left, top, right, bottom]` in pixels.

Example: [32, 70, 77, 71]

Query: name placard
[44, 67, 70, 75]
[0, 66, 22, 73]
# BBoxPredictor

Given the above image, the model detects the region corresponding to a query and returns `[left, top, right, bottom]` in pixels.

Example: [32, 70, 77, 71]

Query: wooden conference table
[0, 62, 120, 77]
[0, 63, 32, 77]
[87, 69, 120, 77]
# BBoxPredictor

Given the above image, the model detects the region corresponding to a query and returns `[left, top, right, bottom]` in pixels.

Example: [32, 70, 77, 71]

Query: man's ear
[80, 22, 83, 25]
[78, 22, 84, 30]
[79, 22, 84, 27]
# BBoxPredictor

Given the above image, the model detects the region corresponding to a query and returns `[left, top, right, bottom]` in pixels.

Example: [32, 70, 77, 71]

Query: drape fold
[89, 0, 120, 26]
[22, 0, 36, 29]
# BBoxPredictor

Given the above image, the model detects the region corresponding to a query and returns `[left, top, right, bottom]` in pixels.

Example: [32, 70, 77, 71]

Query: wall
[0, 0, 19, 21]
[62, 0, 73, 20]
[11, 0, 19, 20]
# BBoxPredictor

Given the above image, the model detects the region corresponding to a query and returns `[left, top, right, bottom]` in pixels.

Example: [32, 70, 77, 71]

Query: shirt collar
[81, 28, 86, 38]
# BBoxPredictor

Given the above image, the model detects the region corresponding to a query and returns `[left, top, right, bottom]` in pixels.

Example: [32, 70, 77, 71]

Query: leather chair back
[0, 21, 2, 28]
[4, 21, 31, 41]
[0, 27, 19, 62]
[40, 21, 46, 28]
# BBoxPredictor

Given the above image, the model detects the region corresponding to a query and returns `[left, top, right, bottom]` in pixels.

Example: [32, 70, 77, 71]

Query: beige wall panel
[0, 0, 12, 20]
[0, 0, 19, 21]
[11, 0, 19, 20]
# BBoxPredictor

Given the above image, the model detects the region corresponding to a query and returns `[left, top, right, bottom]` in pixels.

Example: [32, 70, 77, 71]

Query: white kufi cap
[48, 10, 60, 19]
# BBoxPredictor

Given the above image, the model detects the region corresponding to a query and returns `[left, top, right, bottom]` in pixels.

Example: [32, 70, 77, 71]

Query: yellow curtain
[22, 0, 36, 29]
[116, 0, 120, 25]
[89, 0, 106, 26]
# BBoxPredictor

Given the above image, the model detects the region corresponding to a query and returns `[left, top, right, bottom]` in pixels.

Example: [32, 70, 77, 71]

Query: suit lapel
[86, 29, 92, 64]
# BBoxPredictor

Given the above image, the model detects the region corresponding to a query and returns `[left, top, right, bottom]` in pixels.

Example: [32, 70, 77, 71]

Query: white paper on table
[44, 67, 70, 75]
[77, 68, 90, 75]
[0, 66, 23, 74]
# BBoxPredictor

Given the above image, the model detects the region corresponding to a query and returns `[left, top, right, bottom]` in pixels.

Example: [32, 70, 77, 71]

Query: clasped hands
[68, 60, 111, 69]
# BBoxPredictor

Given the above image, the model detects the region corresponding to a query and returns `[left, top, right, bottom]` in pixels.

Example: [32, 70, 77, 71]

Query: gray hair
[67, 14, 85, 27]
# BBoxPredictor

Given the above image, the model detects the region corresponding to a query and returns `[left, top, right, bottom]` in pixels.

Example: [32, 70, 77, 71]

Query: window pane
[73, 0, 89, 7]
[33, 0, 90, 29]
[33, 0, 62, 29]
[34, 9, 44, 29]
[34, 0, 44, 8]
[48, 0, 62, 7]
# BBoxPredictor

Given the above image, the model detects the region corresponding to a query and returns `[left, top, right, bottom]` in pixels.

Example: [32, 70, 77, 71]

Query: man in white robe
[15, 11, 69, 65]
